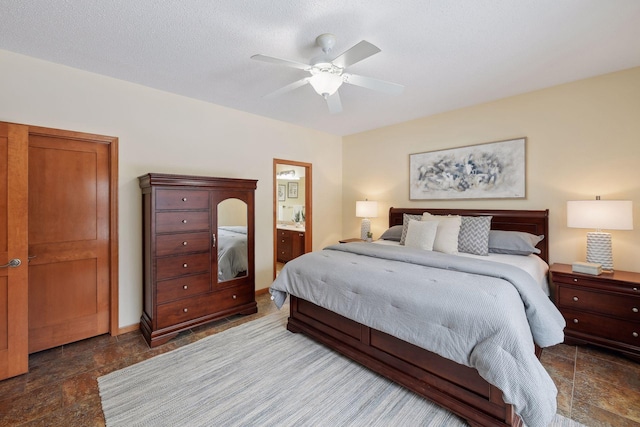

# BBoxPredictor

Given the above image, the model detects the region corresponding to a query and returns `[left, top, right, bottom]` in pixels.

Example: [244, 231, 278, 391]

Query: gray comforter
[270, 242, 566, 427]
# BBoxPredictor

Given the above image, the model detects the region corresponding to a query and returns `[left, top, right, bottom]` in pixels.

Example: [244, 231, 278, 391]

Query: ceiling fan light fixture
[308, 70, 343, 98]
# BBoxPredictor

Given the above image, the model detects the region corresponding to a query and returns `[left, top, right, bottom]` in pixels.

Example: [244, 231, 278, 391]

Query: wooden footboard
[288, 296, 523, 427]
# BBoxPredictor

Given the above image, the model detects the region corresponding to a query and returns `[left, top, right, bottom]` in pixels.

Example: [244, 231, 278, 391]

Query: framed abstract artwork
[409, 138, 526, 200]
[277, 184, 286, 201]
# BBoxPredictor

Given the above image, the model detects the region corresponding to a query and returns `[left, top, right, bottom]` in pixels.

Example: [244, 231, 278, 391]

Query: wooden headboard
[389, 207, 550, 263]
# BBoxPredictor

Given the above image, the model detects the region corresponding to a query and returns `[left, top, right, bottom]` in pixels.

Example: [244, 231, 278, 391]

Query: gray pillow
[458, 216, 492, 256]
[488, 230, 543, 255]
[399, 214, 423, 245]
[379, 225, 403, 242]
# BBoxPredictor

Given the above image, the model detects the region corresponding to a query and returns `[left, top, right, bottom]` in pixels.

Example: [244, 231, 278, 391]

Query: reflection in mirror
[217, 198, 248, 282]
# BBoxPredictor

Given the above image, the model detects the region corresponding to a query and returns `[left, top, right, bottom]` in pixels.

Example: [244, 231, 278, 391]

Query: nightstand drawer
[562, 309, 640, 347]
[557, 286, 640, 320]
[552, 271, 640, 295]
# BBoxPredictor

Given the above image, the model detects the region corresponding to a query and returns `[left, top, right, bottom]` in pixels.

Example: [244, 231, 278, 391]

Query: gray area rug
[99, 309, 585, 427]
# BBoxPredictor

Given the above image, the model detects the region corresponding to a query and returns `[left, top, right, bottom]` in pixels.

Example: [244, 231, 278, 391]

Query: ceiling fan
[251, 34, 404, 114]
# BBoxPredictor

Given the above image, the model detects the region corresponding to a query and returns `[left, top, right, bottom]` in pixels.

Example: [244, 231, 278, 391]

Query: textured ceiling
[1, 1, 639, 136]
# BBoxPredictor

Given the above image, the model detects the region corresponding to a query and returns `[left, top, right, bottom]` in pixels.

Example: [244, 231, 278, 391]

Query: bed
[270, 208, 565, 427]
[217, 226, 248, 281]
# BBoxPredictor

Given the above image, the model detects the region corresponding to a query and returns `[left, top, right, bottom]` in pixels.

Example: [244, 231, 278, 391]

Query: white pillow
[404, 220, 438, 251]
[422, 213, 461, 254]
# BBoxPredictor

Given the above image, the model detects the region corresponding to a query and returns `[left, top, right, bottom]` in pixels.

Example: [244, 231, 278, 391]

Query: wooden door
[0, 123, 29, 380]
[27, 128, 112, 353]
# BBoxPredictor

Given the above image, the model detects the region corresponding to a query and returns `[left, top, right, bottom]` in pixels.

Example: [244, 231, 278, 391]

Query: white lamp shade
[356, 200, 378, 218]
[567, 200, 633, 230]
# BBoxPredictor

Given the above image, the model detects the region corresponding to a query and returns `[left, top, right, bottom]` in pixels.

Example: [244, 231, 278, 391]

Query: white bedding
[374, 239, 550, 295]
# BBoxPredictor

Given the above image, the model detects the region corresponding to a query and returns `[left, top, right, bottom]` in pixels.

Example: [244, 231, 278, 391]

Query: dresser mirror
[217, 197, 248, 282]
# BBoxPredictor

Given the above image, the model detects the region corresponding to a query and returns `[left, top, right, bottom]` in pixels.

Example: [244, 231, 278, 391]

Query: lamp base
[360, 218, 371, 241]
[586, 231, 613, 271]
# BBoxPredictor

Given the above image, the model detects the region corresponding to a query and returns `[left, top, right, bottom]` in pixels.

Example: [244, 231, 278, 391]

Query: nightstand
[549, 263, 640, 361]
[339, 238, 364, 243]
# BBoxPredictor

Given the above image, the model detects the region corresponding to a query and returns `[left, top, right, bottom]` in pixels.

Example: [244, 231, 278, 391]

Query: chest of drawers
[139, 173, 257, 347]
[550, 263, 640, 360]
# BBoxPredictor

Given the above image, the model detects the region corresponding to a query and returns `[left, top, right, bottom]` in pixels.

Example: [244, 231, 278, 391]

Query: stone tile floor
[0, 292, 638, 426]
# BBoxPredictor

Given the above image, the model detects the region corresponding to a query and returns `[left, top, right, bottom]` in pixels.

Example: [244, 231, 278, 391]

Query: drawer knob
[182, 219, 187, 224]
[573, 278, 578, 282]
[183, 285, 188, 290]
[183, 263, 188, 268]
[633, 307, 639, 313]
[634, 287, 639, 292]
[633, 332, 639, 338]
[573, 296, 579, 302]
[573, 318, 579, 324]
[183, 241, 188, 246]
[232, 294, 237, 299]
[183, 308, 188, 313]
[182, 197, 187, 202]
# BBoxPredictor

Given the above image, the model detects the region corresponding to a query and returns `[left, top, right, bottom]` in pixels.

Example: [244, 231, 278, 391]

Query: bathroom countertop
[277, 224, 305, 232]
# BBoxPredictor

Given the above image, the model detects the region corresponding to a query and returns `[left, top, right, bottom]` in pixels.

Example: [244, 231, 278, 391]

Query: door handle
[212, 233, 216, 248]
[0, 258, 21, 268]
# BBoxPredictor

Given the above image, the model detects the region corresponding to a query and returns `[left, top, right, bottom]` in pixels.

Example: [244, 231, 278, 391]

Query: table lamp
[567, 196, 633, 271]
[356, 200, 378, 241]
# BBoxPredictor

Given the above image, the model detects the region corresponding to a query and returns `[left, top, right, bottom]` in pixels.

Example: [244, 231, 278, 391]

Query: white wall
[343, 67, 640, 273]
[0, 49, 343, 329]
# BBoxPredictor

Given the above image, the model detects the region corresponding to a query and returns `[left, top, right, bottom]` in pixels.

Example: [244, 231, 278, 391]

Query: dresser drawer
[156, 211, 210, 233]
[156, 273, 211, 304]
[562, 309, 640, 347]
[156, 285, 254, 329]
[156, 232, 211, 257]
[557, 286, 640, 321]
[215, 285, 254, 312]
[156, 189, 209, 210]
[156, 253, 210, 280]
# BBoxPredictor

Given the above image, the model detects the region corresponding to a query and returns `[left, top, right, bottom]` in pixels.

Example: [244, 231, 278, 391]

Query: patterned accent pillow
[399, 214, 423, 245]
[458, 216, 492, 255]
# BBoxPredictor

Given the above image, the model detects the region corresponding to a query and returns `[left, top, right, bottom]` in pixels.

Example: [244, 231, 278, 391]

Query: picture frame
[409, 138, 526, 200]
[287, 182, 298, 199]
[277, 184, 286, 201]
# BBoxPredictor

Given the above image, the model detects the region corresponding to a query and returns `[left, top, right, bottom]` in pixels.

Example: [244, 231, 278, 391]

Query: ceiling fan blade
[326, 92, 343, 114]
[263, 78, 309, 99]
[343, 73, 404, 95]
[330, 41, 381, 68]
[251, 54, 310, 71]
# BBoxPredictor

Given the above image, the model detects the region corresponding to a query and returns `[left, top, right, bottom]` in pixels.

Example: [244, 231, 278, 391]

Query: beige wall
[343, 67, 640, 272]
[2, 46, 638, 328]
[0, 49, 343, 328]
